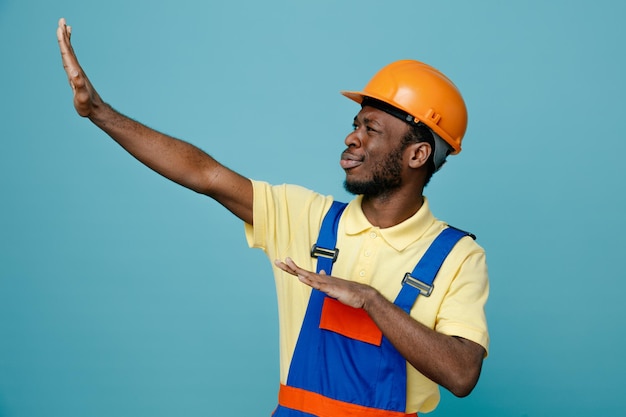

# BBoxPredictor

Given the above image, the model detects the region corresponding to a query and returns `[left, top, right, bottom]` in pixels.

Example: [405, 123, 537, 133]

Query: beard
[343, 142, 404, 198]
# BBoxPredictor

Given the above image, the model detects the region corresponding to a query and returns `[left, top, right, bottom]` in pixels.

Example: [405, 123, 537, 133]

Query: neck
[360, 191, 425, 229]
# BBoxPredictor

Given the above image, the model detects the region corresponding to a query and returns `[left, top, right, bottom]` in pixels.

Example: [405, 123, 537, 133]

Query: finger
[57, 18, 70, 49]
[283, 257, 305, 274]
[57, 18, 79, 76]
[284, 257, 298, 269]
[58, 17, 71, 35]
[297, 273, 318, 289]
[273, 259, 297, 276]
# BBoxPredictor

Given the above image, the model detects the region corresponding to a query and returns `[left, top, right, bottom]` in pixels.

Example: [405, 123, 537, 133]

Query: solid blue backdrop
[1, 0, 625, 416]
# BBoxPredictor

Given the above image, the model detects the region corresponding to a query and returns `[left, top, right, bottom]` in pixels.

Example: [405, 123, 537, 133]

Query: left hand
[274, 258, 374, 309]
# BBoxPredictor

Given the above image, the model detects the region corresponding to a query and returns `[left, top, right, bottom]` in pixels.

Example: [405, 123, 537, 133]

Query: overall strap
[311, 201, 348, 274]
[394, 226, 475, 313]
[311, 204, 475, 313]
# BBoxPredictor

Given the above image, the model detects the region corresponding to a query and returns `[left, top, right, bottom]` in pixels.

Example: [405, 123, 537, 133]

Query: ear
[407, 142, 432, 169]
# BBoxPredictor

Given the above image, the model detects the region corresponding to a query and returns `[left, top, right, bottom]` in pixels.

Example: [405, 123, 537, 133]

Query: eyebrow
[353, 114, 382, 128]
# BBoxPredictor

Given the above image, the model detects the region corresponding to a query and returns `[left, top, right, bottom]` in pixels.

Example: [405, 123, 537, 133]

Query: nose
[344, 127, 362, 148]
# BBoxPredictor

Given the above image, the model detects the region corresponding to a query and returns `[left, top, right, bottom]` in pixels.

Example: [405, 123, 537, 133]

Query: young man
[57, 18, 488, 416]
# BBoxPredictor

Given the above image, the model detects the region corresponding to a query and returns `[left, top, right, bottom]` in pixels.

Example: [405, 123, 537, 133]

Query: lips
[340, 151, 363, 170]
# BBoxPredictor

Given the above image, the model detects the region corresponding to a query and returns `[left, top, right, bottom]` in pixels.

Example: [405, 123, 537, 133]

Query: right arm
[56, 18, 253, 224]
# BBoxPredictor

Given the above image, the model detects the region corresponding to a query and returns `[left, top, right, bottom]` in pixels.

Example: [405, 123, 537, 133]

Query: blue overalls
[273, 201, 473, 417]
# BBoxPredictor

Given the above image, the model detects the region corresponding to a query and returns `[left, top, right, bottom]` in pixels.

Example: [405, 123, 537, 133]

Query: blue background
[1, 0, 625, 415]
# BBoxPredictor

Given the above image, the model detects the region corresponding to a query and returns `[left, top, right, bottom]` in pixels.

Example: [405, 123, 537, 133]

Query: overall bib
[273, 202, 472, 417]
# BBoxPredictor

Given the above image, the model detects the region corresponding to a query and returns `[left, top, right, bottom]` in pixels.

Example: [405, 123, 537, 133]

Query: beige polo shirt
[245, 180, 489, 413]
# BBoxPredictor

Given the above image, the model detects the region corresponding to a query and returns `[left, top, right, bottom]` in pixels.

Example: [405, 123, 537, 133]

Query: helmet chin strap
[431, 131, 453, 172]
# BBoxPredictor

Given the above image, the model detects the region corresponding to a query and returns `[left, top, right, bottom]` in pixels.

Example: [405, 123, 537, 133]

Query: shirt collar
[343, 195, 436, 252]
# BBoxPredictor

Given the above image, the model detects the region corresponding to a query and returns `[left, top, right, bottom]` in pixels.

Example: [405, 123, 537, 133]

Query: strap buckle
[310, 244, 339, 262]
[402, 273, 434, 297]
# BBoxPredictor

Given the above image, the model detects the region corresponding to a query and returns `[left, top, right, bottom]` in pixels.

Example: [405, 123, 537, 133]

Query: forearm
[88, 103, 216, 192]
[363, 289, 484, 397]
[88, 103, 253, 223]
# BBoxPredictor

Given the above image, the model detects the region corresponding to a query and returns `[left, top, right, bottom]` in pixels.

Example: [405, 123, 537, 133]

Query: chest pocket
[319, 297, 383, 346]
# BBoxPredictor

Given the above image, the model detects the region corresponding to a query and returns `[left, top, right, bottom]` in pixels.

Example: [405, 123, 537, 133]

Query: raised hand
[56, 18, 102, 117]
